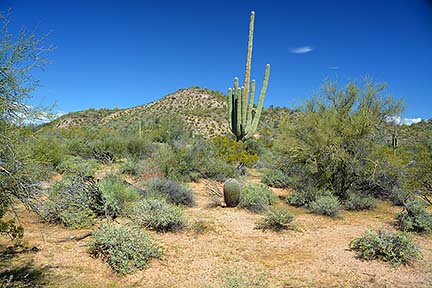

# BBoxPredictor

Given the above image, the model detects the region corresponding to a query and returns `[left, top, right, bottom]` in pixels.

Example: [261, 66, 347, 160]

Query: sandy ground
[1, 176, 432, 288]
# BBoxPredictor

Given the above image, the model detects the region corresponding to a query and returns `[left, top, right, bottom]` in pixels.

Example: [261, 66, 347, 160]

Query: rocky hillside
[50, 87, 293, 138]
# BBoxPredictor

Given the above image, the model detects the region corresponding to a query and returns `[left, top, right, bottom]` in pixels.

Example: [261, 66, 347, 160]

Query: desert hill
[49, 87, 293, 138]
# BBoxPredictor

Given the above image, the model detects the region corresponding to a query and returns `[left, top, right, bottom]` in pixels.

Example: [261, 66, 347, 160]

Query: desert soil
[1, 173, 432, 288]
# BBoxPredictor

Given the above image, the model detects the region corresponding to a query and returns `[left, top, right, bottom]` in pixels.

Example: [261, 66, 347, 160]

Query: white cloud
[22, 110, 66, 125]
[329, 66, 340, 70]
[401, 117, 422, 125]
[290, 46, 313, 54]
[387, 116, 422, 126]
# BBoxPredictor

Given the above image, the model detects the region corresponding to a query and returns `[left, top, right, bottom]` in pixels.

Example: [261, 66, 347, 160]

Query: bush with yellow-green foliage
[396, 199, 432, 233]
[56, 155, 99, 176]
[239, 183, 278, 212]
[212, 136, 259, 167]
[152, 138, 235, 182]
[261, 169, 293, 188]
[88, 223, 162, 275]
[130, 198, 186, 232]
[310, 194, 341, 217]
[350, 229, 420, 266]
[255, 207, 295, 232]
[97, 174, 140, 217]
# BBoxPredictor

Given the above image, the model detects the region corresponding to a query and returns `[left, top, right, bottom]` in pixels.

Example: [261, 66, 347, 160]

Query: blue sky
[2, 0, 432, 120]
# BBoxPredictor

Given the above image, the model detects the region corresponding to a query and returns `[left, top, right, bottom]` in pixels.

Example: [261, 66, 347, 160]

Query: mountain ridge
[48, 87, 294, 138]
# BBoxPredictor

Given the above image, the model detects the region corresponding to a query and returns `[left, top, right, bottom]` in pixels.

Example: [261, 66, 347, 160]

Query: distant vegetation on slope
[47, 87, 293, 139]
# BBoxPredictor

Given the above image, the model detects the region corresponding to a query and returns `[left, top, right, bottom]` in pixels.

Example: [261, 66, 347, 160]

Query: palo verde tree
[402, 120, 432, 204]
[227, 11, 270, 142]
[276, 78, 403, 200]
[0, 10, 53, 238]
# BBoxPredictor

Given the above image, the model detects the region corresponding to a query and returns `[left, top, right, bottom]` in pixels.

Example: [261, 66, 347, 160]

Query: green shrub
[212, 136, 259, 167]
[189, 220, 213, 234]
[148, 138, 235, 182]
[93, 133, 153, 159]
[310, 195, 341, 217]
[261, 169, 292, 189]
[200, 156, 235, 181]
[345, 192, 376, 211]
[119, 158, 141, 176]
[350, 229, 421, 266]
[64, 136, 93, 158]
[92, 135, 126, 160]
[97, 174, 140, 217]
[221, 270, 269, 288]
[255, 207, 295, 232]
[152, 144, 195, 182]
[286, 190, 316, 207]
[146, 178, 194, 206]
[239, 183, 278, 212]
[131, 198, 185, 232]
[285, 188, 328, 207]
[88, 223, 162, 275]
[29, 135, 65, 168]
[396, 199, 432, 233]
[274, 79, 404, 201]
[43, 176, 104, 228]
[390, 188, 414, 206]
[56, 155, 99, 177]
[124, 137, 153, 158]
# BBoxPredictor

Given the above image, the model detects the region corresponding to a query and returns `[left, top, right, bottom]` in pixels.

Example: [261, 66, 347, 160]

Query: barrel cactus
[223, 178, 241, 207]
[227, 11, 270, 141]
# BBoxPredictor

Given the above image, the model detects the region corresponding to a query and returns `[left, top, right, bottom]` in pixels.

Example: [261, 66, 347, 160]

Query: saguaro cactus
[228, 11, 270, 141]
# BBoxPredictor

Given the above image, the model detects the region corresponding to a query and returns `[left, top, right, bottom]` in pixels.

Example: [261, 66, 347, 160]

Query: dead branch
[56, 231, 92, 243]
[203, 179, 223, 197]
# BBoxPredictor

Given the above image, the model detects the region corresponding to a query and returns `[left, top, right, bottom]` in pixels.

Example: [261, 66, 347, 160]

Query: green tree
[406, 120, 432, 201]
[276, 79, 403, 199]
[0, 10, 53, 238]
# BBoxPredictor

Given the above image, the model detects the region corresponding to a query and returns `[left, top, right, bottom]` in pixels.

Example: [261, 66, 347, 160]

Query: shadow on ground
[0, 243, 49, 288]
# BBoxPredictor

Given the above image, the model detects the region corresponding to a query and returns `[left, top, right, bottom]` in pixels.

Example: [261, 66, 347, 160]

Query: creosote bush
[119, 158, 141, 176]
[189, 220, 213, 234]
[350, 229, 421, 266]
[390, 188, 414, 206]
[88, 223, 162, 275]
[130, 198, 185, 232]
[97, 174, 140, 217]
[396, 199, 432, 233]
[56, 155, 99, 177]
[310, 194, 341, 217]
[285, 190, 318, 207]
[146, 178, 194, 206]
[255, 207, 295, 232]
[345, 192, 376, 211]
[285, 187, 333, 208]
[42, 176, 104, 228]
[261, 169, 292, 189]
[239, 183, 278, 212]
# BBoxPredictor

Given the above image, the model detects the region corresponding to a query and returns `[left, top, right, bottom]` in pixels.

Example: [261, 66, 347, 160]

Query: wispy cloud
[290, 46, 313, 54]
[387, 116, 422, 126]
[401, 117, 422, 125]
[21, 110, 66, 125]
[329, 66, 340, 70]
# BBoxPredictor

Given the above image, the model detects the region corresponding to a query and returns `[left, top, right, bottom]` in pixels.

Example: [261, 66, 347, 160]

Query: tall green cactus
[228, 11, 270, 141]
